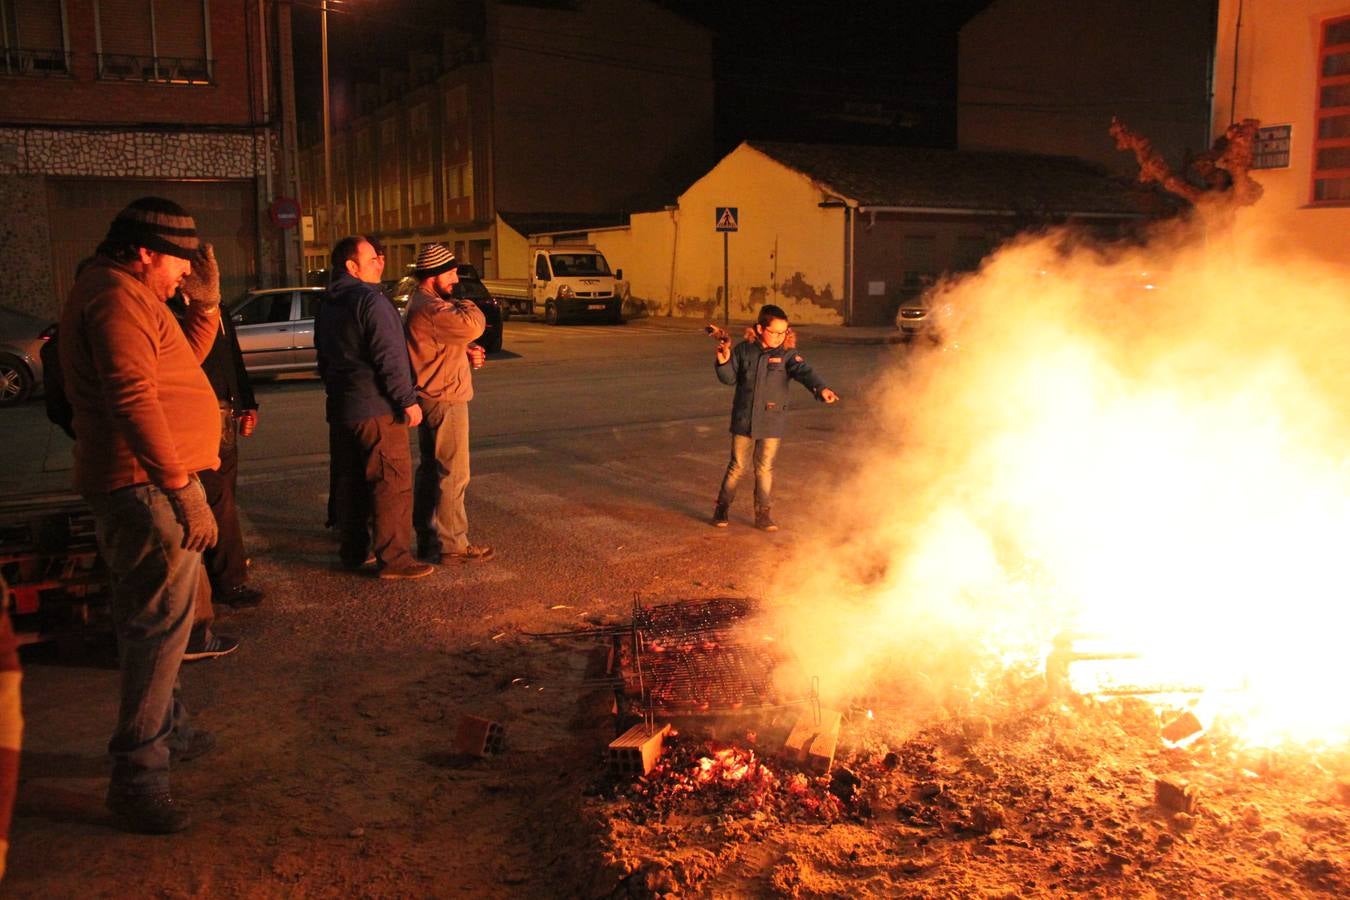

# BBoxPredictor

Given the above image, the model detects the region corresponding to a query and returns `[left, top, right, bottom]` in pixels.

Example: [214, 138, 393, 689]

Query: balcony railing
[1, 47, 72, 76]
[97, 53, 213, 85]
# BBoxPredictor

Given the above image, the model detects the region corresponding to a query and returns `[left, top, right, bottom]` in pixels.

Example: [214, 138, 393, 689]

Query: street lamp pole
[321, 0, 335, 256]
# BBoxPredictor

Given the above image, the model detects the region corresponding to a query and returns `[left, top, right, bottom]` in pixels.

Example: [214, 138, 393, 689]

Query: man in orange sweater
[59, 197, 225, 834]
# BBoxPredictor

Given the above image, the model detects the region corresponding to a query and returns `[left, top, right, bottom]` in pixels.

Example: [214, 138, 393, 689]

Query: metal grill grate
[627, 597, 804, 717]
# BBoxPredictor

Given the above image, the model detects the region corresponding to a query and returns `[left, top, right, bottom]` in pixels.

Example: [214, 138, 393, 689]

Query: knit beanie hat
[104, 197, 201, 260]
[412, 242, 458, 278]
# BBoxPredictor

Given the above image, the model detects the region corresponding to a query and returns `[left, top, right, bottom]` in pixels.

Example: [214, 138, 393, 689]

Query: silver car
[228, 287, 326, 374]
[0, 307, 50, 407]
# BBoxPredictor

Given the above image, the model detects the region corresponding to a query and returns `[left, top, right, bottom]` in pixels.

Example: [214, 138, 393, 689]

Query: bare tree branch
[1111, 116, 1264, 208]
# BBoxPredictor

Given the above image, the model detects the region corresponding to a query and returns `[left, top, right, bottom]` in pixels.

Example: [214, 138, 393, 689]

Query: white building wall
[1213, 0, 1350, 272]
[670, 144, 846, 325]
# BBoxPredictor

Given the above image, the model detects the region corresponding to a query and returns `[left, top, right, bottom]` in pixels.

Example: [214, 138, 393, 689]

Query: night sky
[290, 0, 993, 153]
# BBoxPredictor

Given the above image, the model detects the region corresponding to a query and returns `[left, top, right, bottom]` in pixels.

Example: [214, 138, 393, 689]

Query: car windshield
[549, 254, 610, 277]
[453, 276, 491, 301]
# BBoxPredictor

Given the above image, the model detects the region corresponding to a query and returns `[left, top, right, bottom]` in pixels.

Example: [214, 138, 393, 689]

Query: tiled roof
[498, 211, 630, 237]
[747, 141, 1152, 216]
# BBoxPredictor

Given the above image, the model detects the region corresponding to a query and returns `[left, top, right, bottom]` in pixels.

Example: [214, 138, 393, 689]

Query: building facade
[297, 0, 713, 282]
[1211, 0, 1350, 269]
[560, 141, 1152, 327]
[0, 0, 291, 318]
[958, 0, 1215, 177]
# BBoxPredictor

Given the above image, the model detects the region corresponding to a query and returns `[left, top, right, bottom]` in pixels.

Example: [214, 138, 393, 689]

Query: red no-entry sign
[269, 197, 302, 229]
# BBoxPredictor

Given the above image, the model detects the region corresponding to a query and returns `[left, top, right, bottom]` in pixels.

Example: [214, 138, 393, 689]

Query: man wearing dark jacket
[316, 236, 433, 579]
[712, 304, 839, 531]
[169, 294, 263, 614]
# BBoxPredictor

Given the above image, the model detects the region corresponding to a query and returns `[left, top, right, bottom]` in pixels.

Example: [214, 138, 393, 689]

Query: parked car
[385, 263, 504, 354]
[227, 287, 326, 375]
[0, 307, 50, 407]
[897, 299, 929, 335]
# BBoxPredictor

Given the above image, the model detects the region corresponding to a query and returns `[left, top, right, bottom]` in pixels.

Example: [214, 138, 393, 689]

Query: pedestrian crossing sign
[715, 207, 739, 232]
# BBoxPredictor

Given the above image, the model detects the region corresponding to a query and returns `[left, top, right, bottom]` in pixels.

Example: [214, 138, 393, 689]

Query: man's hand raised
[181, 243, 221, 309]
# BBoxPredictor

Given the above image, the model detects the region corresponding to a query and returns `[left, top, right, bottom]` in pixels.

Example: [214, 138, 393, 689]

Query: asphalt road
[1, 318, 910, 896]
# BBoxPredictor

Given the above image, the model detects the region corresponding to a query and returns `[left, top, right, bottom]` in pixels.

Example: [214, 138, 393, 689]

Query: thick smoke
[770, 214, 1350, 745]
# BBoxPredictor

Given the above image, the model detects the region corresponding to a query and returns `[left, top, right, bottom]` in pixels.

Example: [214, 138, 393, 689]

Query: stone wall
[0, 176, 56, 319]
[0, 126, 284, 318]
[0, 127, 270, 179]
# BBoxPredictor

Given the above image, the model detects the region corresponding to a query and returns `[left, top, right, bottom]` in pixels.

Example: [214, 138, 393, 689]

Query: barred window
[1313, 15, 1350, 204]
[1, 0, 70, 75]
[96, 0, 211, 83]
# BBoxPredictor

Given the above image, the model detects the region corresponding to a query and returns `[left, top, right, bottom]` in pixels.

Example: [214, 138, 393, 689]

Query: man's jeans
[716, 434, 781, 512]
[414, 400, 471, 556]
[85, 485, 199, 795]
[329, 415, 417, 569]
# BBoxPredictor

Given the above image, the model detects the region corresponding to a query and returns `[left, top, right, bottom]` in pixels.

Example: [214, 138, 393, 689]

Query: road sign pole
[722, 231, 729, 325]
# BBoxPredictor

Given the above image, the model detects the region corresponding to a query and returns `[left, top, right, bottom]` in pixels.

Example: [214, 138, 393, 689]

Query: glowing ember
[770, 219, 1350, 750]
[695, 747, 765, 786]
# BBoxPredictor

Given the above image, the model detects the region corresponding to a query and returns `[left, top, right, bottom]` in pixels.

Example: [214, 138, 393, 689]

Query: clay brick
[784, 709, 842, 774]
[607, 722, 671, 776]
[453, 715, 505, 757]
[1161, 711, 1203, 744]
[1155, 774, 1199, 814]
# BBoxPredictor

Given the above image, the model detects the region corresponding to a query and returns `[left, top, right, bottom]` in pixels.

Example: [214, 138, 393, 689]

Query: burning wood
[610, 730, 847, 824]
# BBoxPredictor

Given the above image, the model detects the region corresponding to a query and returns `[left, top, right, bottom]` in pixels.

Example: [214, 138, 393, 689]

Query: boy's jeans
[85, 484, 199, 795]
[716, 435, 781, 512]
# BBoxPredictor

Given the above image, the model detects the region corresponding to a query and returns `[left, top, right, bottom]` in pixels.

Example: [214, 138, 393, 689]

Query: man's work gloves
[165, 476, 218, 552]
[181, 243, 221, 308]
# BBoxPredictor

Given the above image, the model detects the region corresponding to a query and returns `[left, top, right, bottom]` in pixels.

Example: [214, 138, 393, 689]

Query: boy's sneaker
[711, 504, 729, 528]
[106, 788, 192, 834]
[754, 511, 779, 532]
[378, 561, 436, 580]
[183, 626, 239, 662]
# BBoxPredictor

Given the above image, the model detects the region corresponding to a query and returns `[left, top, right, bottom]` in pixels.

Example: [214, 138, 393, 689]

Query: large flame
[773, 217, 1350, 748]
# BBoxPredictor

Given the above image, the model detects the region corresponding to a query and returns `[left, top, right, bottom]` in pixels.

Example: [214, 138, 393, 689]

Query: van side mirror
[615, 268, 623, 280]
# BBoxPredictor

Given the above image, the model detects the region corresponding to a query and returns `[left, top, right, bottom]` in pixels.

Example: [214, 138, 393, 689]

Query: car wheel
[608, 309, 624, 325]
[0, 355, 34, 407]
[484, 332, 503, 353]
[544, 302, 559, 326]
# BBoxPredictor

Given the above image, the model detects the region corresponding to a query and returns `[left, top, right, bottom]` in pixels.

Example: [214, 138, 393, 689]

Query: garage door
[47, 179, 257, 308]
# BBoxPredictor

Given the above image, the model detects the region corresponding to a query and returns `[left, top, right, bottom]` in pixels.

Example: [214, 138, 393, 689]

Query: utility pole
[321, 0, 335, 255]
[276, 0, 305, 284]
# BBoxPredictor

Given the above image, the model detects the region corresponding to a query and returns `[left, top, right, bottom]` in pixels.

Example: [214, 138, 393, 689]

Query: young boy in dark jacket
[712, 304, 839, 530]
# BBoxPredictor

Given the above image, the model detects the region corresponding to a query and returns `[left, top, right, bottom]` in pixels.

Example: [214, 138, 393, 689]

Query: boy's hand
[716, 342, 731, 365]
[819, 388, 839, 404]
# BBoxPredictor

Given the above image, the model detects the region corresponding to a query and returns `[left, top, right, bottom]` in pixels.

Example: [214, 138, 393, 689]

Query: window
[234, 294, 293, 326]
[95, 0, 211, 83]
[901, 235, 937, 288]
[1313, 15, 1350, 204]
[953, 236, 991, 273]
[1, 0, 69, 75]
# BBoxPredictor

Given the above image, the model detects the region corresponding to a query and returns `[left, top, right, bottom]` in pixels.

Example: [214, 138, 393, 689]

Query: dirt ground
[14, 567, 1349, 898]
[6, 468, 1350, 897]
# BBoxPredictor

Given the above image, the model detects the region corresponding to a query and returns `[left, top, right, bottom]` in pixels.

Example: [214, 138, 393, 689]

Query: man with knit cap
[316, 235, 433, 579]
[405, 243, 493, 565]
[59, 196, 227, 834]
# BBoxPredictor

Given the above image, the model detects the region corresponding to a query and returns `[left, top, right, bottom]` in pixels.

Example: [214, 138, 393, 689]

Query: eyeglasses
[763, 327, 788, 337]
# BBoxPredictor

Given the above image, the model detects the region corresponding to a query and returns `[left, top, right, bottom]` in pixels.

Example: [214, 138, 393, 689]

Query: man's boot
[711, 501, 729, 528]
[754, 508, 779, 532]
[106, 787, 192, 834]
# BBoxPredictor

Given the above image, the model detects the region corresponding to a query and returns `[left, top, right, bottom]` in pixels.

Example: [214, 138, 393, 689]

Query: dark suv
[387, 263, 504, 353]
